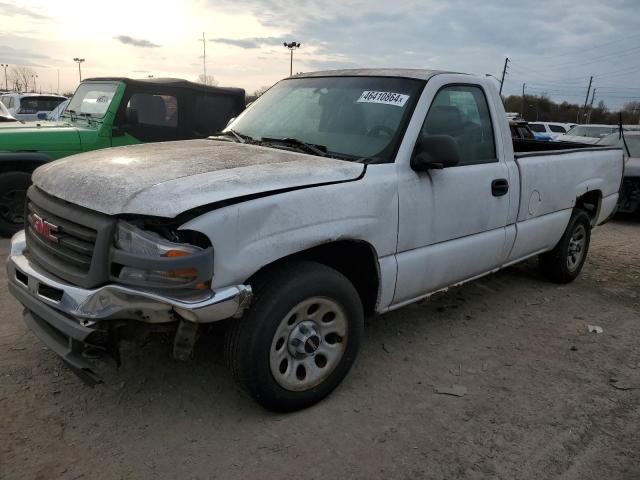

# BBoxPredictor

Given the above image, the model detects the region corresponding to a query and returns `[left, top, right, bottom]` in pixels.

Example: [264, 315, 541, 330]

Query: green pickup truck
[0, 77, 245, 236]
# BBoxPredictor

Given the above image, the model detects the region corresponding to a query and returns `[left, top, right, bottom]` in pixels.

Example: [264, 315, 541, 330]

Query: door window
[549, 124, 567, 133]
[127, 94, 178, 127]
[123, 93, 179, 142]
[420, 85, 496, 165]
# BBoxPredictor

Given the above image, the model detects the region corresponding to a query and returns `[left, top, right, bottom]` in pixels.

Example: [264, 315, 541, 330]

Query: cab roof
[293, 68, 460, 81]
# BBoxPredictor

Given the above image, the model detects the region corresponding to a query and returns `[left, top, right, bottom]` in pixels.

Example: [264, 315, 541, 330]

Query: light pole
[0, 64, 8, 91]
[31, 74, 38, 93]
[283, 42, 301, 76]
[73, 57, 85, 82]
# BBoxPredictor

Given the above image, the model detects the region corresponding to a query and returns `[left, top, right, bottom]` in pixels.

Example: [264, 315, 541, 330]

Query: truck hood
[0, 120, 83, 152]
[33, 139, 365, 217]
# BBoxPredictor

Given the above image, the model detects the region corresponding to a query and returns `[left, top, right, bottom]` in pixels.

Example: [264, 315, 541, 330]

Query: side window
[420, 85, 496, 165]
[126, 93, 178, 127]
[529, 123, 546, 133]
[193, 95, 237, 136]
[549, 125, 566, 133]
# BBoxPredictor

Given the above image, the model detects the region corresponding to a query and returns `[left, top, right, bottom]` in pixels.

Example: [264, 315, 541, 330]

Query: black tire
[539, 209, 592, 283]
[0, 171, 31, 237]
[225, 261, 364, 412]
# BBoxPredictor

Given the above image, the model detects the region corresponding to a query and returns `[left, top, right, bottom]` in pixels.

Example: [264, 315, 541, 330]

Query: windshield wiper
[212, 129, 252, 143]
[260, 137, 328, 157]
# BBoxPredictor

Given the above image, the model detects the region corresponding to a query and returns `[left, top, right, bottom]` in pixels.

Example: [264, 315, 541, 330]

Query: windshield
[19, 96, 66, 113]
[66, 82, 118, 118]
[226, 76, 423, 161]
[599, 133, 640, 157]
[565, 125, 617, 138]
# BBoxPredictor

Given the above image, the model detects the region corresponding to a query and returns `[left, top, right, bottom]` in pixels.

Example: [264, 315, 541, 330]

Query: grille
[27, 199, 97, 275]
[24, 187, 115, 289]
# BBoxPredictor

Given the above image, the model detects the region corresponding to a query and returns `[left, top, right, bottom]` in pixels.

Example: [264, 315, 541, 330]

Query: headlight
[115, 221, 208, 288]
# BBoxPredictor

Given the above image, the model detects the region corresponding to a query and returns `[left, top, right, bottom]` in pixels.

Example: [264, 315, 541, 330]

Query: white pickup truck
[7, 69, 623, 411]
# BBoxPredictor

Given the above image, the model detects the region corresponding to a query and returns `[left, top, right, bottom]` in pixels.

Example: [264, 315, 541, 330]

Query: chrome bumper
[7, 230, 252, 325]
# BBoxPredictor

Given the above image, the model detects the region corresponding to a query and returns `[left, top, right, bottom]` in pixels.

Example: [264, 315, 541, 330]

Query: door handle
[491, 178, 509, 197]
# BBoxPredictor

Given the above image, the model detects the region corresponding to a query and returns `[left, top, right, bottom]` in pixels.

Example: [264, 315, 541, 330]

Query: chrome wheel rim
[269, 297, 348, 392]
[567, 224, 587, 272]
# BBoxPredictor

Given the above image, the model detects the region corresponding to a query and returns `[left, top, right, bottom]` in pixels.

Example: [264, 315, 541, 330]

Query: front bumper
[7, 230, 252, 325]
[6, 230, 252, 383]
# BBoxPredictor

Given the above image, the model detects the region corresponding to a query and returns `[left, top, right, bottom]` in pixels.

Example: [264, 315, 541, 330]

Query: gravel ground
[1, 219, 639, 480]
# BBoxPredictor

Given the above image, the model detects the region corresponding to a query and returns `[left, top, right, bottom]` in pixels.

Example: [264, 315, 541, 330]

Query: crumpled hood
[33, 139, 365, 217]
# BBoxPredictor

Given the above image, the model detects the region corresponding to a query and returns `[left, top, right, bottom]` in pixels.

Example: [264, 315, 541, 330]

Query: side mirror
[37, 112, 48, 120]
[411, 134, 461, 171]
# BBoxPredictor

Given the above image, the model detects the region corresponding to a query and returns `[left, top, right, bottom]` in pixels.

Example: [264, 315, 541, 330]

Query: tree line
[503, 94, 640, 125]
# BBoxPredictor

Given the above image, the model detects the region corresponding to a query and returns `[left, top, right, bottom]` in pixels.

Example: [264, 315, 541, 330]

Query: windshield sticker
[357, 91, 409, 107]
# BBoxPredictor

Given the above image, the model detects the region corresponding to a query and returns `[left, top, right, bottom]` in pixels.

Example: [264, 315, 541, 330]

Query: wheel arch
[575, 189, 602, 226]
[246, 239, 381, 315]
[0, 152, 52, 175]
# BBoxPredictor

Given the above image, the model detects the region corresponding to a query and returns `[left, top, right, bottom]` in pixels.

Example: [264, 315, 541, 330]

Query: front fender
[179, 164, 399, 290]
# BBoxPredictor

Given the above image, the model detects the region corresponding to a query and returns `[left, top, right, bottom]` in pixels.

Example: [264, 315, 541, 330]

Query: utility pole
[498, 57, 509, 96]
[283, 42, 301, 76]
[57, 69, 59, 94]
[580, 76, 593, 124]
[202, 32, 207, 84]
[0, 64, 7, 91]
[520, 83, 526, 118]
[73, 58, 85, 82]
[587, 88, 596, 123]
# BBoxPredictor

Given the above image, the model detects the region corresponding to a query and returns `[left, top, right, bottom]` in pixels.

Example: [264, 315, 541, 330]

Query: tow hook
[173, 320, 200, 361]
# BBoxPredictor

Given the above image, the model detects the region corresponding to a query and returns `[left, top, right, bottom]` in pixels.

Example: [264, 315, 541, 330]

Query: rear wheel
[0, 171, 31, 237]
[225, 261, 364, 412]
[539, 209, 591, 283]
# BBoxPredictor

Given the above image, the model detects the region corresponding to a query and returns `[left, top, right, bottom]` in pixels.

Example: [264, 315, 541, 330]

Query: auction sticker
[357, 91, 409, 107]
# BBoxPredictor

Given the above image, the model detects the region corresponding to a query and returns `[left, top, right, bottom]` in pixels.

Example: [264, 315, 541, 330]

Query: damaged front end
[6, 187, 252, 384]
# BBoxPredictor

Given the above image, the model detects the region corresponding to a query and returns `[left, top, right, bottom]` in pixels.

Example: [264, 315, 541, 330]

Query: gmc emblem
[28, 213, 59, 243]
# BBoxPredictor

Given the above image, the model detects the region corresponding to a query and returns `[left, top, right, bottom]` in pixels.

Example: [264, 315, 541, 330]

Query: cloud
[114, 35, 160, 48]
[204, 0, 640, 108]
[0, 44, 50, 66]
[209, 36, 287, 49]
[0, 2, 50, 20]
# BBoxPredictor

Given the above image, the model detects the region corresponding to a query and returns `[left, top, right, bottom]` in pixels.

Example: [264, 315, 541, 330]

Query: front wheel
[539, 209, 592, 283]
[225, 261, 364, 412]
[0, 171, 31, 237]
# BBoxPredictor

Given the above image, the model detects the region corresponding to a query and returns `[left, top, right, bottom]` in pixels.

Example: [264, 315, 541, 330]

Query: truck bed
[514, 146, 623, 224]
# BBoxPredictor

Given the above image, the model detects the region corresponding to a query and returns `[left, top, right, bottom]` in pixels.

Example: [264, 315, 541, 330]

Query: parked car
[529, 122, 573, 139]
[510, 120, 536, 140]
[557, 124, 622, 144]
[0, 101, 17, 122]
[0, 93, 67, 122]
[7, 69, 623, 412]
[510, 120, 551, 142]
[45, 99, 70, 121]
[598, 131, 640, 214]
[0, 77, 245, 236]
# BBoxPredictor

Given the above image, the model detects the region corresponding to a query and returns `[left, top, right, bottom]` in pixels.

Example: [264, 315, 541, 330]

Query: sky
[1, 0, 639, 109]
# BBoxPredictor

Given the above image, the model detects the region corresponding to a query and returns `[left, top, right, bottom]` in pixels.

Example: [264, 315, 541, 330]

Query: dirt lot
[1, 219, 639, 480]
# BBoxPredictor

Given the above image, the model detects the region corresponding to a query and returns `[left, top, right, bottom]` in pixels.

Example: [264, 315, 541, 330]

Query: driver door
[393, 83, 511, 305]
